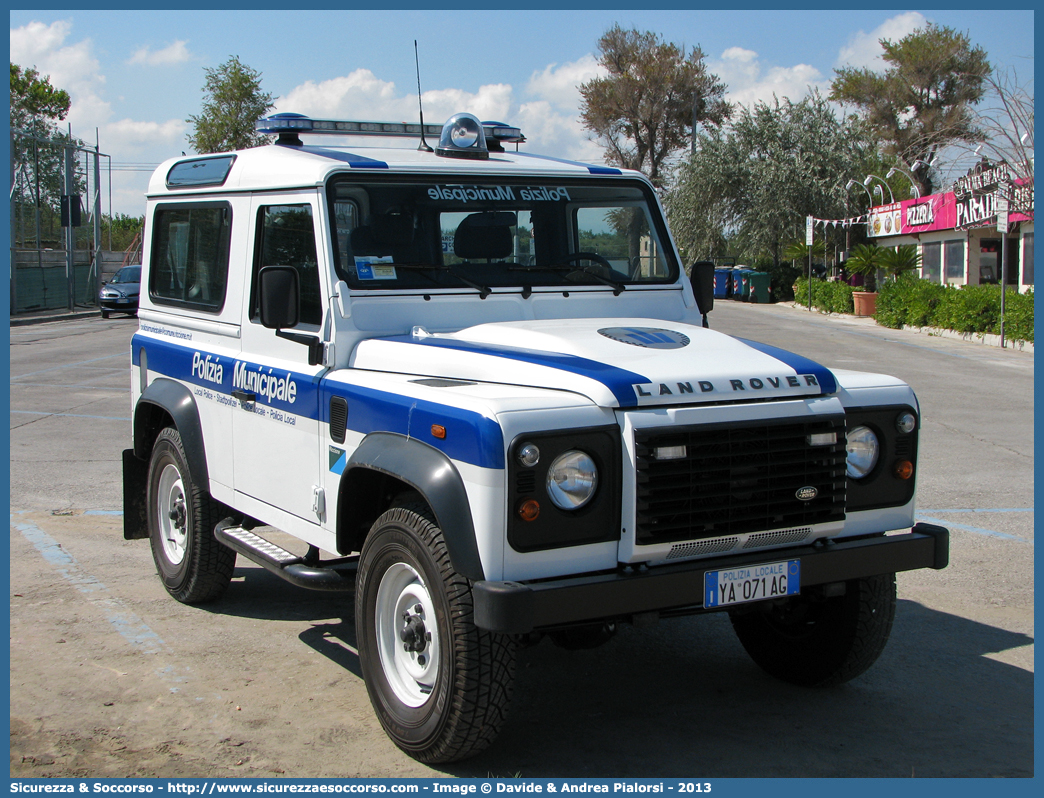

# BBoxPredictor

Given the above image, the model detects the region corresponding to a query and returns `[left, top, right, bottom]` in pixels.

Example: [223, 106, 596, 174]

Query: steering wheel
[558, 252, 614, 272]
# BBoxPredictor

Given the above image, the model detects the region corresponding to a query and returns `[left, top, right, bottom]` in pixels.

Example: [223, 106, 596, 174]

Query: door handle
[232, 389, 256, 404]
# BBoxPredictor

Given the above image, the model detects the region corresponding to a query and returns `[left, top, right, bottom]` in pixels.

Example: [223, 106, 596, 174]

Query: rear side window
[149, 203, 231, 312]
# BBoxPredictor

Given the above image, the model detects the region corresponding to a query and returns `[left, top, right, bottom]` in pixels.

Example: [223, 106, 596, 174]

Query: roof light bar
[256, 113, 443, 139]
[482, 121, 525, 144]
[255, 112, 526, 157]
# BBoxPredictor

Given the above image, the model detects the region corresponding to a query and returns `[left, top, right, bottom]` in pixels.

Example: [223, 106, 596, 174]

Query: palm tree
[878, 244, 922, 279]
[845, 243, 881, 292]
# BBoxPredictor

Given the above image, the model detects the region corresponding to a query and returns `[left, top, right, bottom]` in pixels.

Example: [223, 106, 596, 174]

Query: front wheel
[729, 573, 896, 687]
[147, 426, 235, 603]
[356, 505, 517, 763]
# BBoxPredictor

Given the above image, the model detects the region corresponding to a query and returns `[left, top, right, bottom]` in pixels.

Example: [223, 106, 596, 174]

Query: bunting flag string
[809, 215, 868, 228]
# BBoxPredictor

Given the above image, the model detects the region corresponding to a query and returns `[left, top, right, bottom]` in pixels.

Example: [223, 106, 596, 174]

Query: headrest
[454, 212, 514, 260]
[350, 211, 414, 257]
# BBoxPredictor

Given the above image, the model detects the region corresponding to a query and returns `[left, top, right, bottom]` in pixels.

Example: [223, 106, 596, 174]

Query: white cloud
[836, 12, 928, 70]
[713, 47, 826, 109]
[515, 99, 605, 164]
[10, 19, 111, 129]
[273, 58, 622, 168]
[103, 118, 186, 151]
[525, 54, 604, 110]
[128, 40, 194, 66]
[275, 69, 516, 126]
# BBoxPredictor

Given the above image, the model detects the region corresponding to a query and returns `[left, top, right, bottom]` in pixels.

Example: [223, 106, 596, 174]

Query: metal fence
[9, 127, 111, 314]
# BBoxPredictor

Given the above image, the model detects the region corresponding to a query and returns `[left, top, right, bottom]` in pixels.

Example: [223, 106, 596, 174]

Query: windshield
[112, 266, 141, 284]
[327, 176, 678, 291]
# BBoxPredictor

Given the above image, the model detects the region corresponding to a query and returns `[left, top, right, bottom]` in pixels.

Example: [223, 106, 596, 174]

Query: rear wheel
[356, 504, 517, 763]
[729, 573, 896, 687]
[147, 426, 235, 603]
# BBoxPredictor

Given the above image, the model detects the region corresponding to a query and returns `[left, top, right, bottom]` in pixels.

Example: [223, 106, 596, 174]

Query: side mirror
[258, 266, 300, 330]
[689, 261, 715, 325]
[258, 265, 322, 366]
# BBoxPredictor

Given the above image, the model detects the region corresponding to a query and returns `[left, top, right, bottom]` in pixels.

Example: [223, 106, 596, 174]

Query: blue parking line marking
[12, 514, 168, 654]
[11, 352, 126, 379]
[10, 410, 132, 421]
[916, 514, 1031, 543]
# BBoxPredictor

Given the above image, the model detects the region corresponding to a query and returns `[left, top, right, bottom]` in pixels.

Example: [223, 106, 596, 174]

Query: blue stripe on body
[380, 334, 649, 408]
[733, 338, 838, 395]
[300, 146, 390, 169]
[133, 334, 503, 469]
[511, 152, 622, 175]
[321, 382, 505, 470]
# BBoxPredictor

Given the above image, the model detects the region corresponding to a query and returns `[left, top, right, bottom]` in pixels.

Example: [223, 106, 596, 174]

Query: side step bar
[214, 519, 356, 592]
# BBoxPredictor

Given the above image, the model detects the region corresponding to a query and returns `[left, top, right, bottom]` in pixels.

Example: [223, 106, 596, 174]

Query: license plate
[117, 298, 129, 303]
[704, 559, 800, 608]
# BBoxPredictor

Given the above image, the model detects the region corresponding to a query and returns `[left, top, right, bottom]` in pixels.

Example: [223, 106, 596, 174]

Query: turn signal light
[431, 424, 446, 439]
[893, 460, 914, 480]
[517, 498, 541, 522]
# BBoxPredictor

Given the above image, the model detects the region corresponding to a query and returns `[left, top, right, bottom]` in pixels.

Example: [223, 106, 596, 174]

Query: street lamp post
[863, 174, 894, 204]
[846, 179, 873, 205]
[886, 161, 927, 199]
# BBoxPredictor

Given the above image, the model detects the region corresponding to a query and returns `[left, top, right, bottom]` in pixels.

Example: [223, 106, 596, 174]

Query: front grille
[635, 416, 846, 545]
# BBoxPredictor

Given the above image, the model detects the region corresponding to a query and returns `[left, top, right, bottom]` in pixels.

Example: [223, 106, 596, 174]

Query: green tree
[10, 64, 83, 235]
[580, 25, 730, 187]
[10, 63, 70, 131]
[830, 24, 991, 196]
[667, 91, 875, 267]
[187, 56, 274, 153]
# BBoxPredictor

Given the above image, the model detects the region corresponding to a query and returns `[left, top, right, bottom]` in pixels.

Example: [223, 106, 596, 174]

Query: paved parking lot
[8, 304, 1034, 778]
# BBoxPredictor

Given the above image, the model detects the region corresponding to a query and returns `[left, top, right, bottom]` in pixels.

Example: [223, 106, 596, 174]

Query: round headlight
[846, 425, 880, 479]
[896, 411, 917, 434]
[546, 450, 598, 510]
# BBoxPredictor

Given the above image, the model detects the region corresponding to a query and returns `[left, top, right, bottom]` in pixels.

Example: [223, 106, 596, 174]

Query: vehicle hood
[101, 282, 140, 297]
[350, 318, 837, 409]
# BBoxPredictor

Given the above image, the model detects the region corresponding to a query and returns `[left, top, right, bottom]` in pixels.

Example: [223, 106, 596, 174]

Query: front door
[232, 195, 328, 539]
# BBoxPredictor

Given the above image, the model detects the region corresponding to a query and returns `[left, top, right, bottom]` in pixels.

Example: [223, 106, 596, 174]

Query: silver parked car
[99, 265, 140, 318]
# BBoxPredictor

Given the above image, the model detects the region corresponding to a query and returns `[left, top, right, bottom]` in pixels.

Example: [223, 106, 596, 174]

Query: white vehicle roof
[147, 141, 646, 199]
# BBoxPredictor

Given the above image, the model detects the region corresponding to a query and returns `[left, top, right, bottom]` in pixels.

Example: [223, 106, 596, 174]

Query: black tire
[146, 426, 235, 603]
[100, 309, 109, 319]
[729, 573, 896, 687]
[356, 504, 518, 763]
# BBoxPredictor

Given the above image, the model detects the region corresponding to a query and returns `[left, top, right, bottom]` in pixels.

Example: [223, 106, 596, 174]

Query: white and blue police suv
[123, 111, 949, 763]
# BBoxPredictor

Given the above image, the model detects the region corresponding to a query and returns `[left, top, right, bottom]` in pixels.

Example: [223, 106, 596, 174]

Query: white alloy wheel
[374, 561, 440, 707]
[156, 462, 188, 565]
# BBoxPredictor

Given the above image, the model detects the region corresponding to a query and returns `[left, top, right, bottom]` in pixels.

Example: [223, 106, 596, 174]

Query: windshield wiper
[380, 262, 491, 299]
[509, 262, 626, 296]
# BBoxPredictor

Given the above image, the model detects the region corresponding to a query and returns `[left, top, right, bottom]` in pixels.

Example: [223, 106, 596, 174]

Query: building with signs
[869, 163, 1033, 293]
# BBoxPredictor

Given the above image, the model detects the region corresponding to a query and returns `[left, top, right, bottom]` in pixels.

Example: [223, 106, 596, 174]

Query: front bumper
[473, 523, 948, 633]
[100, 297, 138, 311]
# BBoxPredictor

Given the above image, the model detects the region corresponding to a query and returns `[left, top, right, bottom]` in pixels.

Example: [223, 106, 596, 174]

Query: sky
[9, 7, 1036, 217]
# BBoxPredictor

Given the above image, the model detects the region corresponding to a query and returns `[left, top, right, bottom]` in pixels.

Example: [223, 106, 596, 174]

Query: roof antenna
[415, 40, 434, 153]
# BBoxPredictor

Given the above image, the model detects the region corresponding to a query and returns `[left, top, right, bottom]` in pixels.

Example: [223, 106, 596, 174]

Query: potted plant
[845, 243, 881, 316]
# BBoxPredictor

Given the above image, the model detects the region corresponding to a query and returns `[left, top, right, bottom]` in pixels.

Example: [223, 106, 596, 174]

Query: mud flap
[122, 448, 149, 540]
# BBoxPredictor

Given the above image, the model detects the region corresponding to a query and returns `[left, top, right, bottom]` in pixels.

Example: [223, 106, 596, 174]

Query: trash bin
[713, 269, 730, 299]
[747, 271, 771, 304]
[734, 269, 752, 300]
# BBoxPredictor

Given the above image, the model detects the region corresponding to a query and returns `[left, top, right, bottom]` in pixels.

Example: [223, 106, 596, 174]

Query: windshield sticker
[355, 257, 397, 280]
[427, 185, 572, 203]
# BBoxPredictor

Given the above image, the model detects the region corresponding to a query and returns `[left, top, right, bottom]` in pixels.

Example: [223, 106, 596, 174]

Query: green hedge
[876, 276, 1033, 343]
[793, 277, 857, 314]
[795, 276, 1034, 343]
